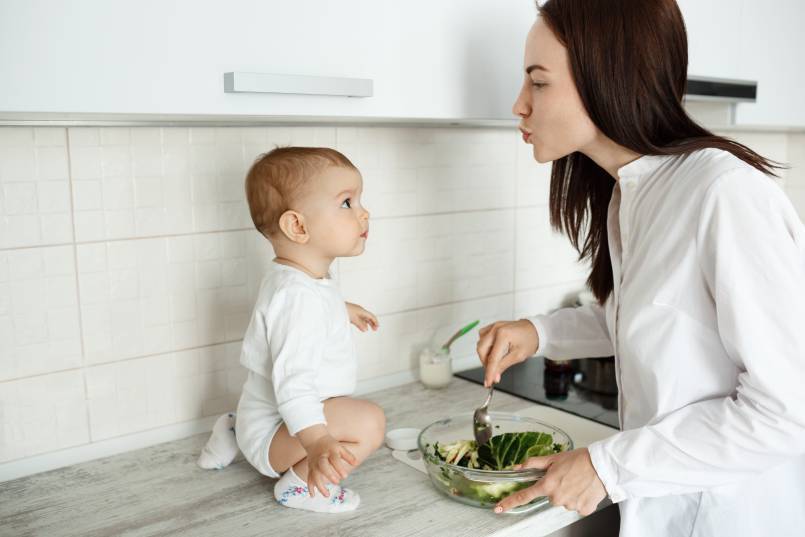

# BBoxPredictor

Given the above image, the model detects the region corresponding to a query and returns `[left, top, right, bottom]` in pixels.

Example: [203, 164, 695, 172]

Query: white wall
[0, 125, 589, 475]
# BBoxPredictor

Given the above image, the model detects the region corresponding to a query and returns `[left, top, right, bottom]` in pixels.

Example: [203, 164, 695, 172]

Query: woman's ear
[278, 210, 310, 244]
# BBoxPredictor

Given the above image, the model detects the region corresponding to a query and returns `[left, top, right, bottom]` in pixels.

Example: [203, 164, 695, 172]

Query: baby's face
[301, 166, 369, 258]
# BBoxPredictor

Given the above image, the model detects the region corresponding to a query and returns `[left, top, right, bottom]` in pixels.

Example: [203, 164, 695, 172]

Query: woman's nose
[512, 83, 531, 118]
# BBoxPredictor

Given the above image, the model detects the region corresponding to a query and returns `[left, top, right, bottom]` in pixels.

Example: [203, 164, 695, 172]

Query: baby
[197, 147, 386, 513]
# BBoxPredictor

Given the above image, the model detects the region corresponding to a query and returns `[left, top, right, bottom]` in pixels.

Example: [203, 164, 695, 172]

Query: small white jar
[418, 347, 453, 389]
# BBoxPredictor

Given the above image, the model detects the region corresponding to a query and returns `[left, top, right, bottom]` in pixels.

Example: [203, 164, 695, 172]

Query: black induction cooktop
[454, 356, 620, 429]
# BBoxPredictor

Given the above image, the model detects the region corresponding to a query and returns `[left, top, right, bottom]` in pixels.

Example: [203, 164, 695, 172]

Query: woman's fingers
[520, 455, 554, 470]
[476, 332, 491, 362]
[484, 337, 512, 387]
[498, 449, 606, 516]
[495, 349, 527, 383]
[476, 325, 498, 365]
[495, 480, 548, 513]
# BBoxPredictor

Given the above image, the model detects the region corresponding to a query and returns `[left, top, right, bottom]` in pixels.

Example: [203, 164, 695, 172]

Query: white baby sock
[197, 412, 239, 470]
[273, 466, 360, 513]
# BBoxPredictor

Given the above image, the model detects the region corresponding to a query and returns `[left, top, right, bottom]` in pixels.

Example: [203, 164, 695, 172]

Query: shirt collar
[272, 260, 334, 284]
[616, 154, 670, 183]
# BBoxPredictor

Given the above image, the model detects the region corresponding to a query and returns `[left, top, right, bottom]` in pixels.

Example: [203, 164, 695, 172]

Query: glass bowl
[417, 412, 573, 514]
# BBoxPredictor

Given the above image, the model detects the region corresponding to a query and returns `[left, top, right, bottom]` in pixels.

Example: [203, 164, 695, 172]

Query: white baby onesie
[235, 261, 358, 478]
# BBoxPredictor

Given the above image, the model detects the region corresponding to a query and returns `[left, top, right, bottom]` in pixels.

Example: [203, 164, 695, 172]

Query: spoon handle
[482, 386, 494, 409]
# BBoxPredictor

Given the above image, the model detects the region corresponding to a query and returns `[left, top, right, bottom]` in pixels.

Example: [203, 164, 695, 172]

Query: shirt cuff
[278, 396, 327, 436]
[588, 440, 628, 503]
[526, 314, 551, 356]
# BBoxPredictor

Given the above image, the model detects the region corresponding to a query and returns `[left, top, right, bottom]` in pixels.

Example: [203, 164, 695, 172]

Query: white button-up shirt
[529, 148, 805, 537]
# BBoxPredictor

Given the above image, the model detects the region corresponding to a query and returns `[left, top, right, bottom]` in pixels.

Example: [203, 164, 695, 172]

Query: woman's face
[512, 17, 599, 163]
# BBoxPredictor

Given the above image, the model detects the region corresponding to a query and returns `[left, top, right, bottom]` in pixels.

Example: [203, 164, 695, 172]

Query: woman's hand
[476, 320, 539, 387]
[300, 433, 358, 498]
[346, 302, 379, 332]
[495, 448, 607, 516]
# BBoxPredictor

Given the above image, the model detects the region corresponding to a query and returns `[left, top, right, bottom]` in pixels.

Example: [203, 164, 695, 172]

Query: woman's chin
[532, 144, 567, 164]
[531, 145, 552, 164]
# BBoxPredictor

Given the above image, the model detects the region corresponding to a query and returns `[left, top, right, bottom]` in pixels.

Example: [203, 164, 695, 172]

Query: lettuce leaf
[430, 431, 565, 471]
[476, 431, 558, 470]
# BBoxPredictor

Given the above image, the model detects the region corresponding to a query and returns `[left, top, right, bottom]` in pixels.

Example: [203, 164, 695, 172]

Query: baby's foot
[273, 467, 360, 513]
[197, 413, 239, 470]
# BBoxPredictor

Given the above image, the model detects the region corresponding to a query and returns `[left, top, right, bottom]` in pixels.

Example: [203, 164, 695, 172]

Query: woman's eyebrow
[526, 64, 549, 74]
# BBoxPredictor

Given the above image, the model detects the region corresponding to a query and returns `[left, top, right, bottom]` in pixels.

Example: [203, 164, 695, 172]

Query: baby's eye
[341, 198, 352, 209]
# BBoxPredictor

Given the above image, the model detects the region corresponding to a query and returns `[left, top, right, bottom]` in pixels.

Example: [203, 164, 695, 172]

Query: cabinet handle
[223, 72, 372, 98]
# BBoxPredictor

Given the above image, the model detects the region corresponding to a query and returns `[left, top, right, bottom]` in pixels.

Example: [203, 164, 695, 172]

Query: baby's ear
[278, 210, 310, 244]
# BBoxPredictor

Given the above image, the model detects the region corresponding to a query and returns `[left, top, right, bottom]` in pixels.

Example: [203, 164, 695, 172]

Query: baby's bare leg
[269, 397, 386, 480]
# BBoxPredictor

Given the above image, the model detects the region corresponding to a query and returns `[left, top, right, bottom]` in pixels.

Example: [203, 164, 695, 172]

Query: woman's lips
[360, 231, 368, 239]
[519, 128, 532, 143]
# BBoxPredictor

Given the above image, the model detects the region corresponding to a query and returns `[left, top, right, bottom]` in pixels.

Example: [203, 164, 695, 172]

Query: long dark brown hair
[538, 0, 782, 304]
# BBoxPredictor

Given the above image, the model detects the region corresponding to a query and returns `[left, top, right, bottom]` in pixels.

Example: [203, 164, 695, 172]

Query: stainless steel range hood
[684, 76, 757, 103]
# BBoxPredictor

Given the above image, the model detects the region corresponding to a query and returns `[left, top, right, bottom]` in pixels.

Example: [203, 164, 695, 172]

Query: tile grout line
[0, 205, 553, 253]
[0, 339, 245, 385]
[512, 134, 521, 320]
[64, 125, 94, 442]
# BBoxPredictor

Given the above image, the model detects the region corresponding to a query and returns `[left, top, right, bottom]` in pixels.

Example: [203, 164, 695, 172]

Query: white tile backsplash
[84, 341, 244, 441]
[0, 128, 72, 249]
[516, 138, 552, 207]
[0, 369, 89, 463]
[0, 246, 82, 382]
[515, 206, 591, 290]
[76, 230, 270, 365]
[1, 124, 801, 467]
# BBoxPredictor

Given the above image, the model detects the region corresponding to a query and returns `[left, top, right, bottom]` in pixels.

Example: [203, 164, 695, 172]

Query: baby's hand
[303, 434, 358, 498]
[346, 302, 379, 332]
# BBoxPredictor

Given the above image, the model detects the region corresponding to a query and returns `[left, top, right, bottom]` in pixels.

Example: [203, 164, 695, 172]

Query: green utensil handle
[442, 320, 481, 350]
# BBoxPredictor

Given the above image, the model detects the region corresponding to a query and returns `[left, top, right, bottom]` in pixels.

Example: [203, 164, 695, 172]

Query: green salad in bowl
[418, 412, 572, 513]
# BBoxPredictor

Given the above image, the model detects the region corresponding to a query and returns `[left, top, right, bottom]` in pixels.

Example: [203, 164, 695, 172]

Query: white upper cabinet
[732, 0, 805, 127]
[4, 1, 801, 126]
[678, 0, 805, 127]
[677, 0, 744, 81]
[0, 0, 536, 121]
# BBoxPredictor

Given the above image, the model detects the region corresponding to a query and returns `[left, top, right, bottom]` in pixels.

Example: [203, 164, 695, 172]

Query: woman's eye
[532, 82, 547, 90]
[341, 198, 352, 209]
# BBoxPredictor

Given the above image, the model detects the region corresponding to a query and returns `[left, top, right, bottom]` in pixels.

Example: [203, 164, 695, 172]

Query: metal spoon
[473, 386, 495, 445]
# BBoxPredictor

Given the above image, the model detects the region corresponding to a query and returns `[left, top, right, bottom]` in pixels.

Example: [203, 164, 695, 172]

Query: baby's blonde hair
[245, 146, 357, 237]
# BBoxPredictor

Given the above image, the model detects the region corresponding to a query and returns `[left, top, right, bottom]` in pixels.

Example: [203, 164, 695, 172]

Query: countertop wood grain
[0, 378, 619, 537]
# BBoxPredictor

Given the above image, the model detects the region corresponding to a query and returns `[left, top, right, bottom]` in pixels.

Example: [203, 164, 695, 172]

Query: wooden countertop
[0, 377, 620, 537]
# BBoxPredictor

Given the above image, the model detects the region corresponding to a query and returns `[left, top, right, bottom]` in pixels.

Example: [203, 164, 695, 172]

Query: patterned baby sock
[273, 466, 360, 513]
[197, 413, 239, 470]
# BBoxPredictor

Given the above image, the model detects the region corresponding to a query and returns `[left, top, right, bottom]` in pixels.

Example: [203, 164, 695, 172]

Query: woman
[476, 1, 805, 535]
